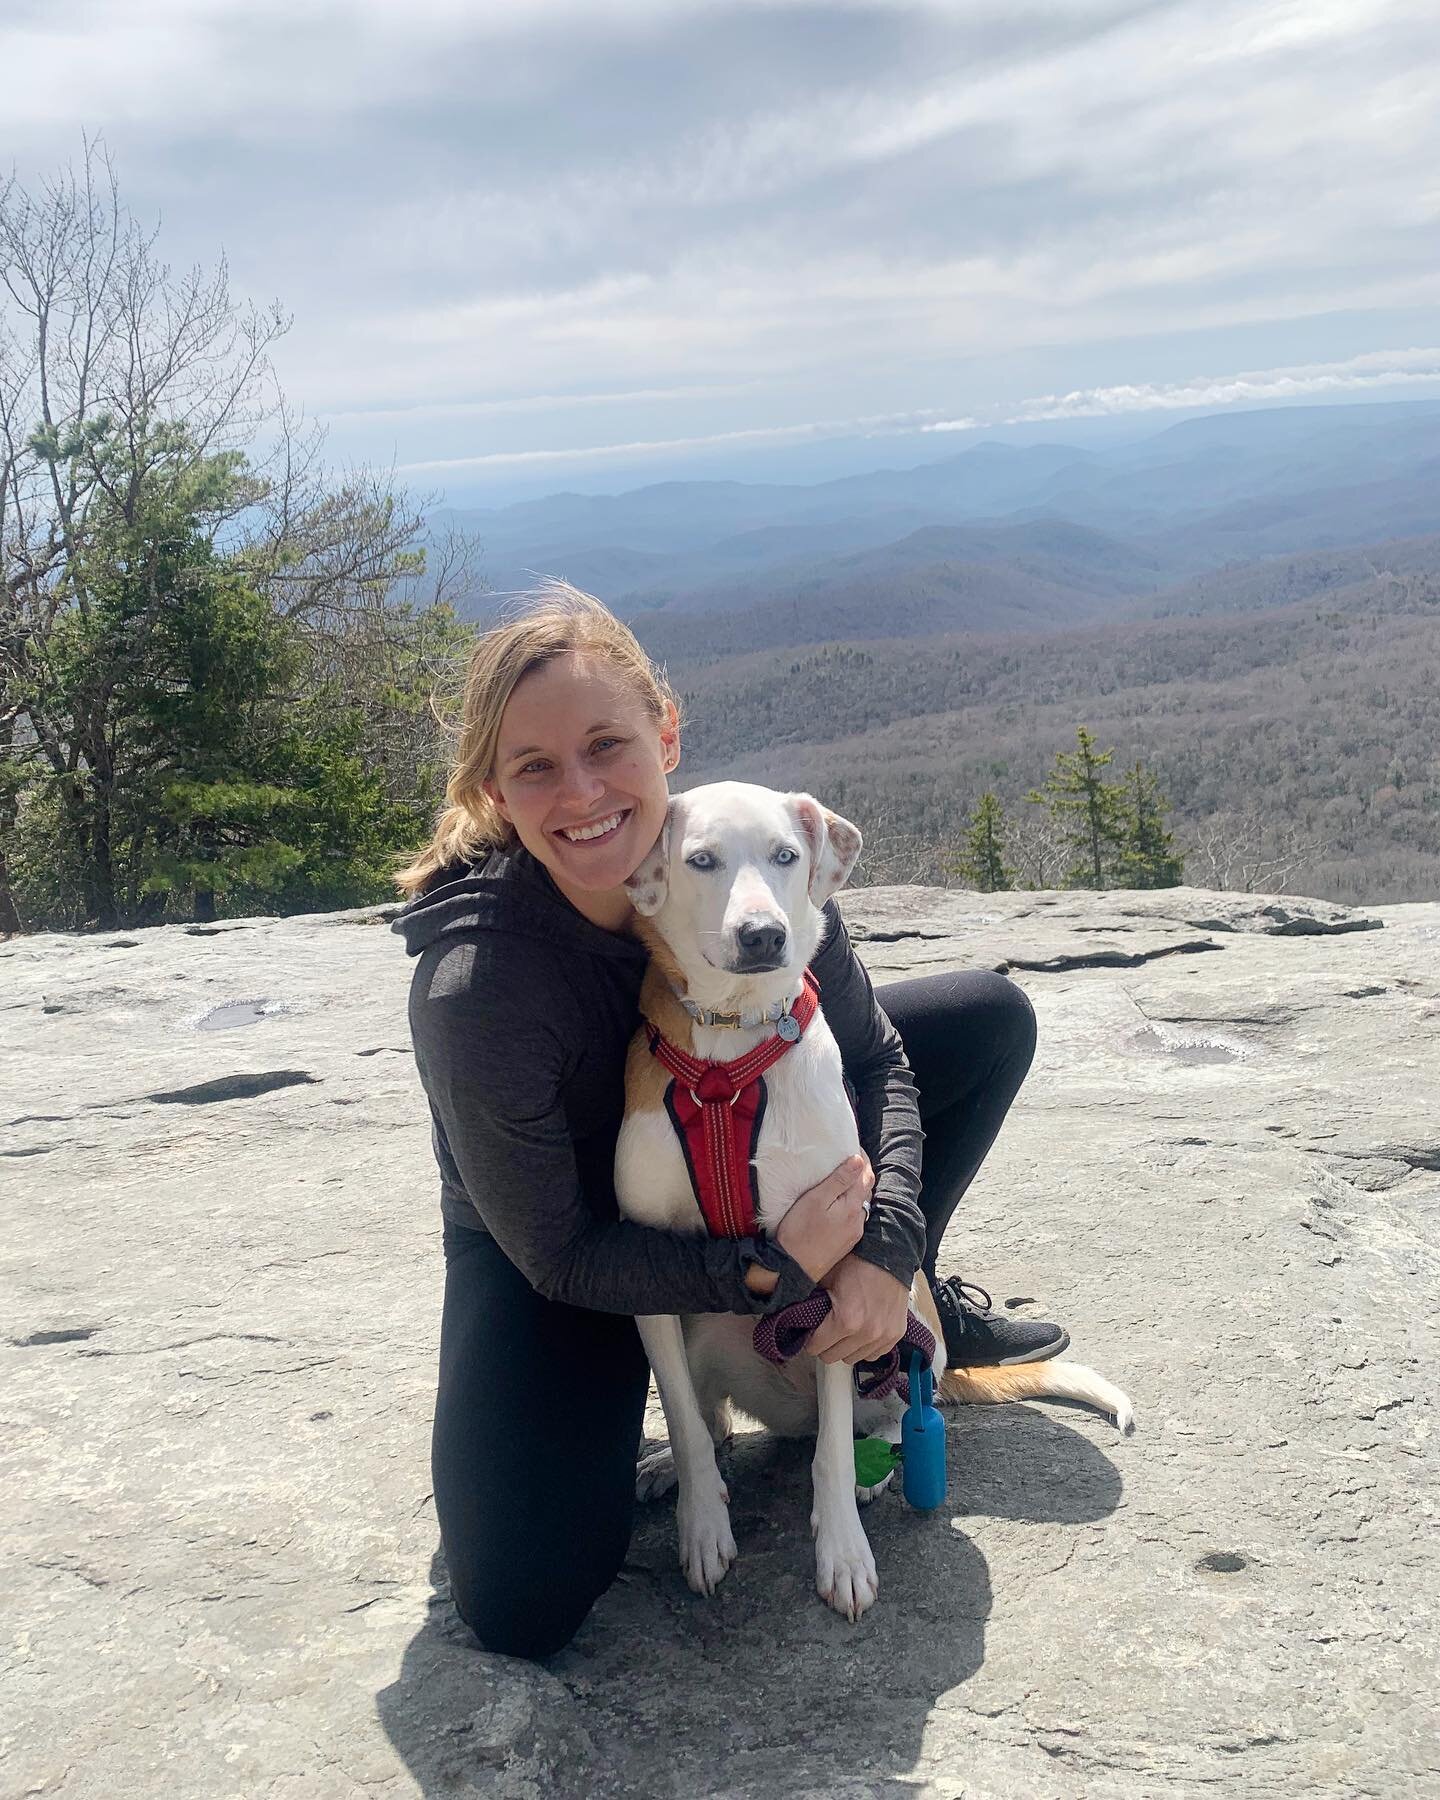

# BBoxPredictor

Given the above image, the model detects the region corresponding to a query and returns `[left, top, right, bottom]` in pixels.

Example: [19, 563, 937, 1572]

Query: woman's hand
[774, 1151, 874, 1283]
[807, 1254, 911, 1365]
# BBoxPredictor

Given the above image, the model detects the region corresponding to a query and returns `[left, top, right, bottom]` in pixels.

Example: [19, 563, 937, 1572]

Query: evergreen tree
[953, 791, 1014, 892]
[1026, 726, 1128, 888]
[10, 443, 439, 927]
[1116, 761, 1184, 889]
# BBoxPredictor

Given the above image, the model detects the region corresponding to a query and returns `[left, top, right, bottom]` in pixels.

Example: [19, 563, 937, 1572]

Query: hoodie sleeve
[407, 938, 817, 1317]
[810, 900, 928, 1288]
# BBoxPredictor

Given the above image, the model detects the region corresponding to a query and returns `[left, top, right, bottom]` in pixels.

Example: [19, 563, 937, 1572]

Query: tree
[950, 791, 1014, 892]
[1025, 726, 1128, 888]
[1006, 805, 1067, 890]
[1184, 810, 1336, 895]
[8, 440, 441, 927]
[1, 143, 476, 931]
[1115, 761, 1184, 889]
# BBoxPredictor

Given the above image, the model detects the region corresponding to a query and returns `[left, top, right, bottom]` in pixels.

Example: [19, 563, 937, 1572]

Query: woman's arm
[409, 940, 823, 1317]
[809, 900, 928, 1287]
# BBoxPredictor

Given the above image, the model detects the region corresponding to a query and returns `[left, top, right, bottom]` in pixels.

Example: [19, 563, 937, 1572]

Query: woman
[394, 582, 1065, 1660]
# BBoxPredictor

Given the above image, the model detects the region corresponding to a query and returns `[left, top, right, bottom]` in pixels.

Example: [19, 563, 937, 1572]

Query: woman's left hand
[807, 1253, 912, 1365]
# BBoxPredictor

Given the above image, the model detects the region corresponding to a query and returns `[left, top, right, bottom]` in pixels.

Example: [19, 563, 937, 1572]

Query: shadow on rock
[948, 1398, 1129, 1524]
[377, 1408, 1123, 1796]
[376, 1549, 597, 1799]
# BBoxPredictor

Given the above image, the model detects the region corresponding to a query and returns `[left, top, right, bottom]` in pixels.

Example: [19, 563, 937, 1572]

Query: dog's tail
[938, 1360, 1136, 1434]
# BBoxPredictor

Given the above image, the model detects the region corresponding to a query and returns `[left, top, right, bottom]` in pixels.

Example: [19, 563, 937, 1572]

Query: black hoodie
[394, 845, 926, 1317]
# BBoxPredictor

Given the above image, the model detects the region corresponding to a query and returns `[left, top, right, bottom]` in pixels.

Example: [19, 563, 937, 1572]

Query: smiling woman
[396, 582, 681, 917]
[392, 581, 1063, 1659]
[481, 655, 679, 929]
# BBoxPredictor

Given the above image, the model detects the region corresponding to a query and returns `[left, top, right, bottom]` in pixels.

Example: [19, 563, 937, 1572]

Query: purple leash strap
[752, 1288, 937, 1401]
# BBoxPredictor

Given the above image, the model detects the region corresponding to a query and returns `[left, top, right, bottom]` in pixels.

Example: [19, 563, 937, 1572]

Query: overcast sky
[5, 0, 1438, 500]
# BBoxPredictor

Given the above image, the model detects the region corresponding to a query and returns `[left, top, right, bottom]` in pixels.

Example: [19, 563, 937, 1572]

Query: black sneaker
[931, 1278, 1070, 1368]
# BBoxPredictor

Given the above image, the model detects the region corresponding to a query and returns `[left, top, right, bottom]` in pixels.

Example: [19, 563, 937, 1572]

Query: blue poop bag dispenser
[900, 1350, 947, 1510]
[851, 1350, 948, 1509]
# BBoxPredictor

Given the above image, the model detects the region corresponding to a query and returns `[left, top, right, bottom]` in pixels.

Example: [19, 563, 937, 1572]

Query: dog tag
[776, 1013, 801, 1042]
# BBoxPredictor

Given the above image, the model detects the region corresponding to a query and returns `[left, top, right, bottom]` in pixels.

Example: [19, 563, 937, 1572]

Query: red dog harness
[645, 971, 820, 1238]
[647, 969, 937, 1397]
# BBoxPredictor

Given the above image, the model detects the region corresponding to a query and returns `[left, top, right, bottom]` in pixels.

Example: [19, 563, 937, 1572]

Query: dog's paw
[813, 1512, 878, 1621]
[855, 1469, 895, 1506]
[635, 1445, 678, 1501]
[677, 1484, 736, 1596]
[1114, 1392, 1137, 1434]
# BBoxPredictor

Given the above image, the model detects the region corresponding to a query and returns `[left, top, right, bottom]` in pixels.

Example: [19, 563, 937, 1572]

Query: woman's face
[483, 651, 679, 924]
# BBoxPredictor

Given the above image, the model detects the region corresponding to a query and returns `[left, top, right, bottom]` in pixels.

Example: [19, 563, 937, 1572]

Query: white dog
[615, 780, 1133, 1620]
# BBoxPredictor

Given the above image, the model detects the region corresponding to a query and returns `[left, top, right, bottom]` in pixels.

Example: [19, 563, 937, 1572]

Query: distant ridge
[438, 398, 1440, 617]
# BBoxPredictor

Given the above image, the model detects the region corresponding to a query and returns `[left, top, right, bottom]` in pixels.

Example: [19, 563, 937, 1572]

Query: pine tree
[1026, 726, 1128, 888]
[1116, 761, 1184, 889]
[11, 451, 433, 928]
[953, 791, 1014, 892]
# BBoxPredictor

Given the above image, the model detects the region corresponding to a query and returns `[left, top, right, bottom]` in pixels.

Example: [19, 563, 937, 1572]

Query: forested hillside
[651, 541, 1440, 905]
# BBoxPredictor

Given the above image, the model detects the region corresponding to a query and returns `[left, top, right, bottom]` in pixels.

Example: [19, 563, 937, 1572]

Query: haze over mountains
[439, 399, 1440, 905]
[441, 400, 1440, 627]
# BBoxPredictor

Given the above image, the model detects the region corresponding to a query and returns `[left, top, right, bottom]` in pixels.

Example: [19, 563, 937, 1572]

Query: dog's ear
[623, 800, 676, 917]
[790, 795, 863, 907]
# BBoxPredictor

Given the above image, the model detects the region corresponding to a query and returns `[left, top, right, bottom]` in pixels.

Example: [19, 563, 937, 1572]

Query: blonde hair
[396, 580, 681, 897]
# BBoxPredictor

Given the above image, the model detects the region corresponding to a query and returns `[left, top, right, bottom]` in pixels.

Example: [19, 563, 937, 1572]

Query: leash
[752, 1288, 937, 1402]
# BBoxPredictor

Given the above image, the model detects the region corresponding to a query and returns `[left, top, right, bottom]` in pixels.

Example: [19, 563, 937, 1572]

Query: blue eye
[686, 850, 718, 871]
[774, 847, 800, 866]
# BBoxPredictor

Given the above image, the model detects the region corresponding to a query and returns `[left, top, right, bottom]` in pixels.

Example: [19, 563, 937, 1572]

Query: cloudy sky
[5, 0, 1438, 500]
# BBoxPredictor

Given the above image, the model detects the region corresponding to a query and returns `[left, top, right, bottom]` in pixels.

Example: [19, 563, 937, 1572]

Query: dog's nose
[735, 918, 788, 966]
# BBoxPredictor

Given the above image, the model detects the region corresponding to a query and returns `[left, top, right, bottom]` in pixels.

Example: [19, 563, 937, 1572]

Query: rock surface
[3, 886, 1437, 1799]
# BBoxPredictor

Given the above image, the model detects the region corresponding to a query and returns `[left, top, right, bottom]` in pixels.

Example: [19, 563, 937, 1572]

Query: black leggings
[430, 968, 1036, 1659]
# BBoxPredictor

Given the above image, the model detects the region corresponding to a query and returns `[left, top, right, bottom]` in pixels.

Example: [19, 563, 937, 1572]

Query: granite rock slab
[2, 887, 1436, 1798]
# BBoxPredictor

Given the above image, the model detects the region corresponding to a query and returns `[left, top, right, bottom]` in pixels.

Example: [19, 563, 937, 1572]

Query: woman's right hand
[774, 1152, 874, 1283]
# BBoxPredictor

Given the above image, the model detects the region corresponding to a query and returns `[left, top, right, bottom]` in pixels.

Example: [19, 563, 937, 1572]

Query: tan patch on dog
[624, 1030, 670, 1114]
[937, 1363, 1063, 1407]
[623, 920, 698, 1114]
[912, 1272, 946, 1355]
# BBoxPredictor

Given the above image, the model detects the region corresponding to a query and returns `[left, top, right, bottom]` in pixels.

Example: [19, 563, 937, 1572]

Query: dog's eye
[685, 850, 718, 871]
[773, 847, 800, 866]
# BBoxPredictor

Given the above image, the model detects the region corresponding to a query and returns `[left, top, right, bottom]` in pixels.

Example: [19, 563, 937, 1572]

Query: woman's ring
[861, 1197, 872, 1220]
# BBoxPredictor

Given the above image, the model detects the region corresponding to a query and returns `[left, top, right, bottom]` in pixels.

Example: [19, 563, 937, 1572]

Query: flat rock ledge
[3, 886, 1437, 1799]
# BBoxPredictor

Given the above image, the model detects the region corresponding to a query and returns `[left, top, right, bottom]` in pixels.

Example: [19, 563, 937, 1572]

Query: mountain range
[437, 399, 1440, 627]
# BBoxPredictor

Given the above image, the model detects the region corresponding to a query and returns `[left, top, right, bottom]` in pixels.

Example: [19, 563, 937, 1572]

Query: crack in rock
[1008, 939, 1223, 973]
[78, 1332, 291, 1358]
[1183, 904, 1383, 936]
[143, 1071, 319, 1105]
[177, 1356, 341, 1381]
[847, 926, 952, 944]
[1296, 1142, 1440, 1178]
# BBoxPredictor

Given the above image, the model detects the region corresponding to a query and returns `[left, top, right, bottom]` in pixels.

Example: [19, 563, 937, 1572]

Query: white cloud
[319, 382, 755, 426]
[395, 348, 1440, 474]
[395, 408, 944, 472]
[4, 0, 1436, 481]
[1000, 348, 1440, 422]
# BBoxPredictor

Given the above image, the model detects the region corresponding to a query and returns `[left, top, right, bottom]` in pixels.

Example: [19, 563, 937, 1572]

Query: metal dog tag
[776, 1013, 801, 1042]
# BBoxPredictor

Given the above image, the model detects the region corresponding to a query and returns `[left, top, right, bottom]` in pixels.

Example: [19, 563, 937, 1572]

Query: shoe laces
[941, 1276, 993, 1315]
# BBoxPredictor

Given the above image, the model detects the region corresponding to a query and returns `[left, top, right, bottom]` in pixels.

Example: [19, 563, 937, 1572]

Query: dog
[615, 780, 1134, 1620]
